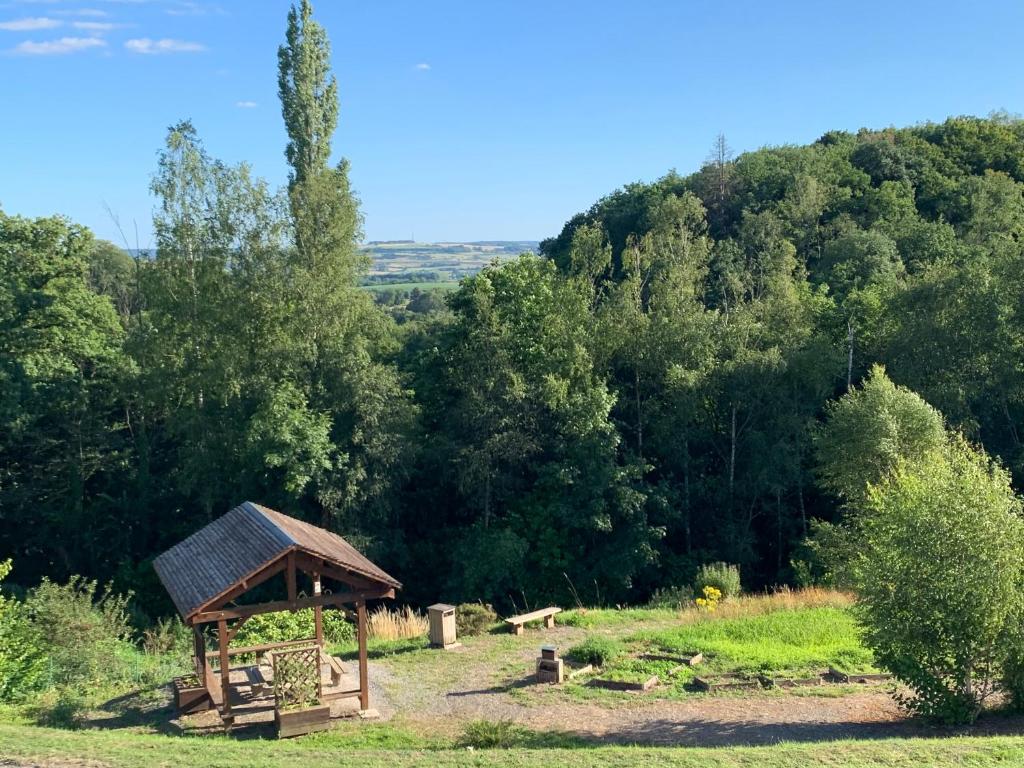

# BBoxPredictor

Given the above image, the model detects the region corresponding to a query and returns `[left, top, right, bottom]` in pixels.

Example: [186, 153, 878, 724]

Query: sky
[1, 0, 1023, 247]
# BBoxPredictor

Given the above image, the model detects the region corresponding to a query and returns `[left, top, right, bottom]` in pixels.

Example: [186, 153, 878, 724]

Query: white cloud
[54, 9, 109, 17]
[235, 100, 257, 108]
[0, 16, 61, 31]
[73, 20, 117, 30]
[166, 1, 223, 16]
[414, 62, 430, 70]
[124, 37, 204, 54]
[12, 35, 105, 54]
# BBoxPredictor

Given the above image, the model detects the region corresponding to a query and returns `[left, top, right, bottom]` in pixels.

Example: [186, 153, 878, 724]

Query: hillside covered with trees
[3, 2, 1024, 619]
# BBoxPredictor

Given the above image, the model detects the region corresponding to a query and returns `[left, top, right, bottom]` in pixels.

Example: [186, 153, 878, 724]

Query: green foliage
[455, 603, 497, 637]
[0, 561, 47, 702]
[646, 585, 694, 610]
[233, 608, 354, 647]
[566, 637, 625, 667]
[815, 366, 946, 502]
[23, 576, 133, 692]
[693, 563, 742, 600]
[850, 438, 1024, 723]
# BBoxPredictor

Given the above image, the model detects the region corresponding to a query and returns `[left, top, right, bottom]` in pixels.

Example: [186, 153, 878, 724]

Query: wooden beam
[190, 557, 288, 621]
[293, 552, 378, 591]
[191, 588, 394, 624]
[357, 600, 369, 711]
[225, 616, 249, 645]
[217, 619, 231, 719]
[205, 637, 318, 659]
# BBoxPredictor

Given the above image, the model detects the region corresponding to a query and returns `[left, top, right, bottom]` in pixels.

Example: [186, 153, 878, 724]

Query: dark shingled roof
[153, 501, 401, 619]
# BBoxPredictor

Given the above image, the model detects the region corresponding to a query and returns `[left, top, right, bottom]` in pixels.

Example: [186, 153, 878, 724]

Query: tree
[852, 437, 1024, 723]
[815, 365, 946, 503]
[278, 0, 337, 189]
[0, 211, 127, 581]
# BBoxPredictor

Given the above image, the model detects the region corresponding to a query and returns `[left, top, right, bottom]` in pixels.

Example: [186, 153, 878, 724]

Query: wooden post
[286, 550, 297, 608]
[217, 619, 231, 720]
[357, 600, 369, 711]
[313, 573, 324, 647]
[193, 625, 206, 678]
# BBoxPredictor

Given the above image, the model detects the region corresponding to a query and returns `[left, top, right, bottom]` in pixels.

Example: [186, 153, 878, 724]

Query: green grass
[558, 605, 873, 699]
[562, 607, 681, 629]
[4, 721, 1024, 767]
[632, 606, 873, 679]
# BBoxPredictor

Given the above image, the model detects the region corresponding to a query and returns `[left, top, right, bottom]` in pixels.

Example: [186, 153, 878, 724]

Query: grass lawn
[4, 722, 1024, 768]
[555, 589, 873, 698]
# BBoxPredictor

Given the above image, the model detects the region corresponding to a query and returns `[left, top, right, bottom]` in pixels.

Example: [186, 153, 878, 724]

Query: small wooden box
[275, 703, 331, 738]
[173, 676, 211, 714]
[428, 603, 457, 648]
[541, 645, 558, 661]
[536, 657, 564, 684]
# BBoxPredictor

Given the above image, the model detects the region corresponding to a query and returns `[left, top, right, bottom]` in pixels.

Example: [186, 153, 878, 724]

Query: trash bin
[428, 603, 457, 648]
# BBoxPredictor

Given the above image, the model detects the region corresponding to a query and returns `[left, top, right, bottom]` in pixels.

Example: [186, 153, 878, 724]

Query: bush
[24, 576, 133, 691]
[456, 602, 497, 636]
[233, 607, 354, 647]
[852, 438, 1024, 723]
[0, 561, 47, 702]
[566, 636, 624, 667]
[646, 585, 694, 610]
[693, 562, 741, 600]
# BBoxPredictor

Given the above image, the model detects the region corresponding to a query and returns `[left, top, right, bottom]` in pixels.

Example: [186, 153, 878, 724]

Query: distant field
[362, 281, 460, 293]
[362, 240, 537, 279]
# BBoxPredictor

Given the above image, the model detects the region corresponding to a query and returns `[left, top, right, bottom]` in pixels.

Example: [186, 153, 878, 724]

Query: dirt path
[369, 653, 1024, 746]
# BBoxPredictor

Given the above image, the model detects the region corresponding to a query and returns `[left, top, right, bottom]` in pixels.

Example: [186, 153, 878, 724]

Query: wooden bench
[505, 606, 562, 635]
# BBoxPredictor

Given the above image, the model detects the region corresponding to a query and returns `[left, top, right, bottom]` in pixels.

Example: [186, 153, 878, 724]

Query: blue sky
[2, 0, 1023, 246]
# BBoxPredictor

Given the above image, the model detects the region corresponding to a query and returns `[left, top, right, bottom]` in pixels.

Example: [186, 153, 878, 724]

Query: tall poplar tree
[278, 0, 338, 189]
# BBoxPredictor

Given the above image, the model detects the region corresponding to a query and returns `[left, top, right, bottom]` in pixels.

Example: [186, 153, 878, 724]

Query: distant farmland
[361, 240, 538, 280]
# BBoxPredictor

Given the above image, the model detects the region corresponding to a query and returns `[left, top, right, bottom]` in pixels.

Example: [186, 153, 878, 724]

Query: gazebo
[153, 501, 401, 726]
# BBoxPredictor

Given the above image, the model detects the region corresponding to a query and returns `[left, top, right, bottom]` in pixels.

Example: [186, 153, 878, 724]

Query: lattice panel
[272, 645, 322, 709]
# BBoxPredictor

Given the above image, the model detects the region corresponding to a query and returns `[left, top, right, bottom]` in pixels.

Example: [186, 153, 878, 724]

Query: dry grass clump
[367, 605, 428, 641]
[677, 586, 852, 625]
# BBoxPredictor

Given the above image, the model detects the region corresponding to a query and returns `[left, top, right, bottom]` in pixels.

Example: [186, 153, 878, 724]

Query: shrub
[233, 607, 354, 647]
[456, 602, 497, 636]
[0, 561, 47, 702]
[646, 586, 693, 610]
[24, 576, 133, 691]
[693, 562, 741, 600]
[852, 438, 1024, 723]
[566, 636, 624, 668]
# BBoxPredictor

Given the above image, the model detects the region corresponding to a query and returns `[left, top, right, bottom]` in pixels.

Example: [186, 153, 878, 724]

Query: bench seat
[504, 606, 562, 635]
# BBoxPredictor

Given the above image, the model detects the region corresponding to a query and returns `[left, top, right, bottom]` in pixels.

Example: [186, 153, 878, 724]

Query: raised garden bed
[638, 651, 703, 667]
[691, 674, 762, 692]
[590, 674, 659, 692]
[275, 703, 332, 738]
[762, 675, 824, 689]
[172, 675, 211, 714]
[826, 667, 893, 684]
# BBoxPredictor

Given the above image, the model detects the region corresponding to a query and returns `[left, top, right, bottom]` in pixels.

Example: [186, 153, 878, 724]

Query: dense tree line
[3, 2, 1024, 617]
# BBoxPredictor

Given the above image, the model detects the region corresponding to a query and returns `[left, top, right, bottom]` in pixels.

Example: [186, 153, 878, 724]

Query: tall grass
[564, 587, 853, 629]
[367, 606, 428, 641]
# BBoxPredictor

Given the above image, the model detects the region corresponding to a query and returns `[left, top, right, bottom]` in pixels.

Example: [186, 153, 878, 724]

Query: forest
[3, 3, 1024, 623]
